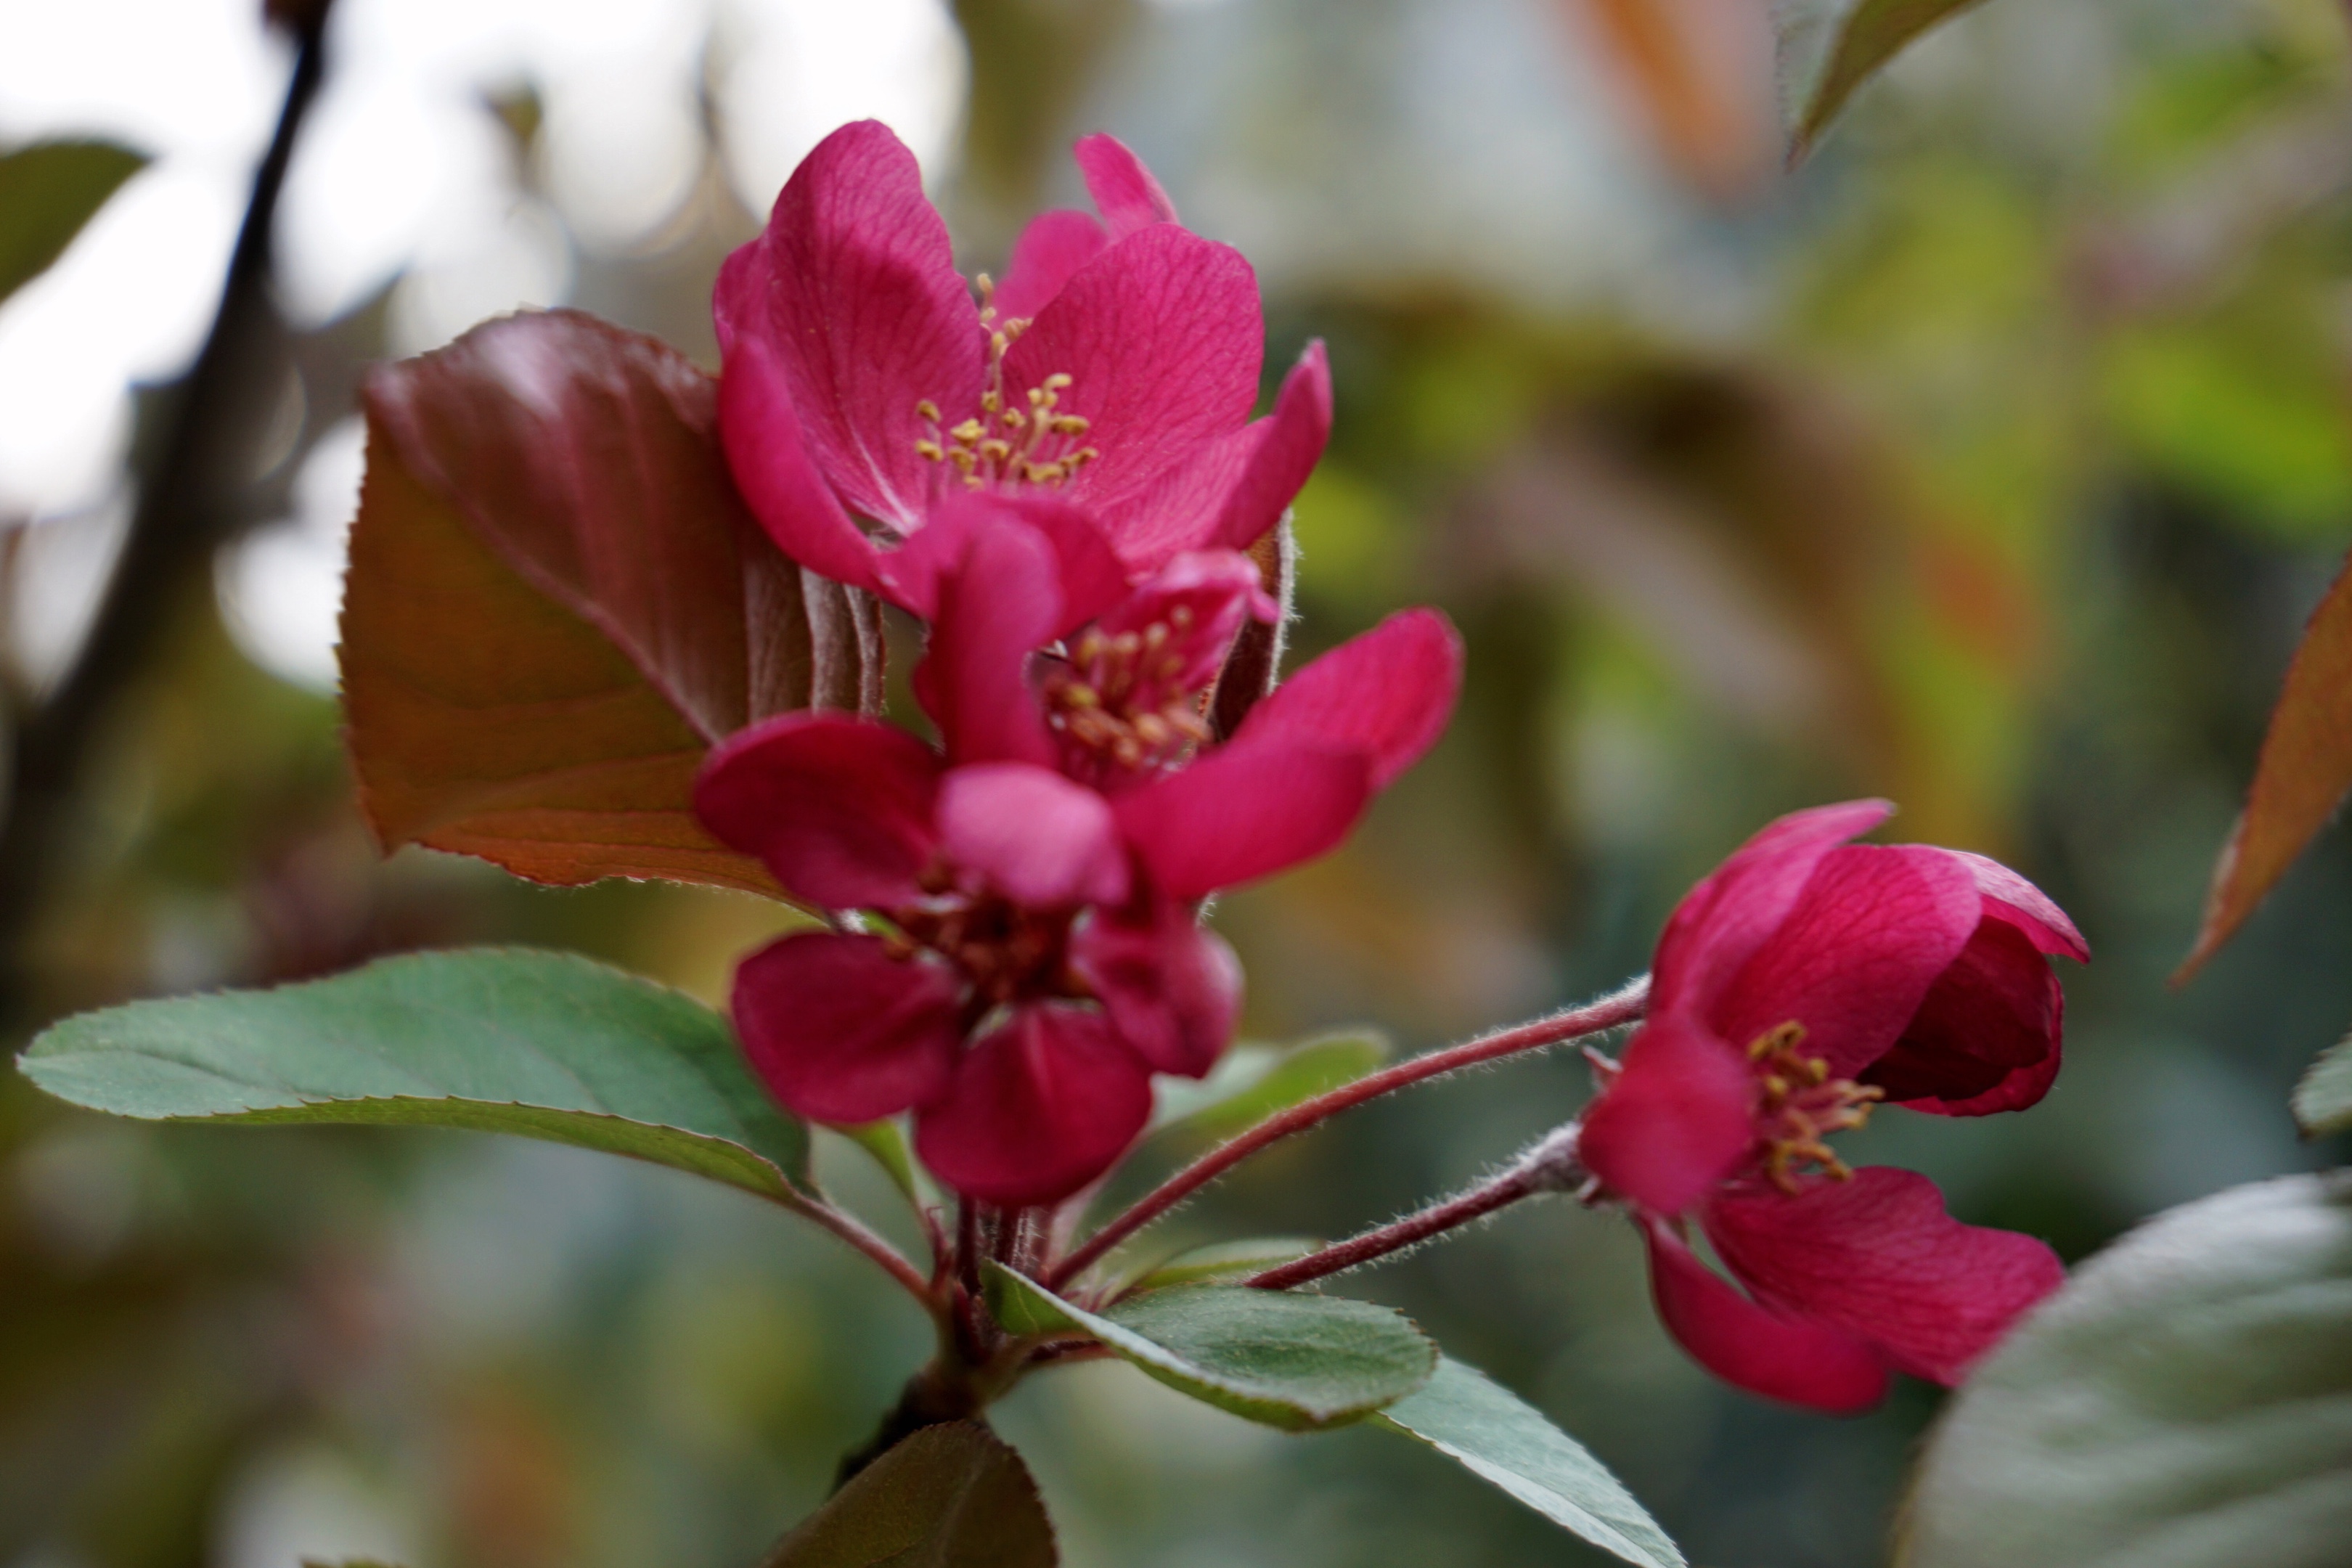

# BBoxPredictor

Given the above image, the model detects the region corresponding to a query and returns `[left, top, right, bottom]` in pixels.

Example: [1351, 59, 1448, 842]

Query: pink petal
[1070, 895, 1242, 1077]
[720, 121, 981, 534]
[1577, 1013, 1757, 1217]
[991, 208, 1109, 322]
[1639, 1213, 1889, 1414]
[914, 1004, 1154, 1204]
[1074, 132, 1179, 237]
[695, 714, 943, 910]
[714, 313, 883, 592]
[1867, 918, 2066, 1116]
[877, 489, 1128, 631]
[936, 763, 1130, 908]
[1710, 844, 1983, 1081]
[1703, 1167, 2066, 1387]
[1002, 224, 1262, 539]
[1232, 607, 1463, 791]
[912, 515, 1060, 768]
[1114, 736, 1370, 901]
[732, 932, 963, 1124]
[1952, 850, 2089, 961]
[1651, 800, 1895, 1019]
[1095, 550, 1274, 693]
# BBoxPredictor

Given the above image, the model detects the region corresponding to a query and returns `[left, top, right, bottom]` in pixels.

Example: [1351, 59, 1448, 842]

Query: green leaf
[18, 947, 812, 1204]
[1789, 0, 1993, 160]
[1146, 1029, 1389, 1141]
[986, 1266, 1434, 1432]
[1373, 1358, 1684, 1568]
[0, 139, 146, 306]
[2293, 1034, 2352, 1138]
[1901, 1173, 2352, 1568]
[1122, 1236, 1321, 1294]
[766, 1421, 1055, 1568]
[838, 1117, 934, 1209]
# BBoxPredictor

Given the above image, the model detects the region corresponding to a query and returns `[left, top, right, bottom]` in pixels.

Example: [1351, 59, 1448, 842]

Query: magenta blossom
[1576, 801, 2086, 1413]
[694, 515, 1460, 1206]
[714, 120, 1331, 605]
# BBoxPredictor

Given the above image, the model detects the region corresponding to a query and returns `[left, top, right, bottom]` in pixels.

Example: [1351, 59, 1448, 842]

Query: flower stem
[1246, 1121, 1587, 1291]
[790, 1193, 936, 1306]
[1049, 976, 1646, 1289]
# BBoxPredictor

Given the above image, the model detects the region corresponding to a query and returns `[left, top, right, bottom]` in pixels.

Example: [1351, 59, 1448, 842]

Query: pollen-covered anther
[912, 347, 1092, 489]
[1747, 1020, 1887, 1194]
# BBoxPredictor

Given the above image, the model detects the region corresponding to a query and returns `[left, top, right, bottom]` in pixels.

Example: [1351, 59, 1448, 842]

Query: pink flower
[714, 121, 1331, 604]
[694, 510, 1461, 1204]
[1577, 801, 2086, 1412]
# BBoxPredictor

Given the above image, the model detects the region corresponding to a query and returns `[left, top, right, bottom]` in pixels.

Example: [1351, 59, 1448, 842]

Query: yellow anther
[1169, 605, 1193, 628]
[915, 440, 944, 462]
[990, 331, 1009, 356]
[1003, 408, 1027, 429]
[980, 439, 1013, 465]
[981, 389, 1000, 415]
[915, 399, 941, 423]
[976, 271, 995, 302]
[1045, 372, 1073, 390]
[1024, 461, 1066, 484]
[1053, 415, 1090, 436]
[950, 418, 984, 444]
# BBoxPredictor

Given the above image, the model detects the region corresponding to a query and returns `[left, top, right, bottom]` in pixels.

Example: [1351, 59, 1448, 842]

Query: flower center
[1041, 611, 1214, 777]
[1747, 1021, 1885, 1194]
[886, 865, 1087, 1012]
[912, 280, 1101, 491]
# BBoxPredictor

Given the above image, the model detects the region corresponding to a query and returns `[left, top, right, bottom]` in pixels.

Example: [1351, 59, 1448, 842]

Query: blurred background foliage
[2, 0, 2351, 1564]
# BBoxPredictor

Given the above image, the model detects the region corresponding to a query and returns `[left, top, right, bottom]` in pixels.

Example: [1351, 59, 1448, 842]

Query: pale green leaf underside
[18, 947, 811, 1204]
[1123, 1236, 1320, 1294]
[1902, 1173, 2352, 1568]
[987, 1266, 1434, 1432]
[1147, 1030, 1389, 1142]
[2292, 1035, 2352, 1137]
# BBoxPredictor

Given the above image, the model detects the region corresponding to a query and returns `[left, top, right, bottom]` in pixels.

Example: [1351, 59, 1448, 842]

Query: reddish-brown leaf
[2179, 552, 2352, 980]
[766, 1422, 1055, 1568]
[341, 309, 881, 895]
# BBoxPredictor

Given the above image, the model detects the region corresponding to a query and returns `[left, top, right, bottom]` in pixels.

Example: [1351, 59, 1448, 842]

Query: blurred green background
[4, 0, 2351, 1564]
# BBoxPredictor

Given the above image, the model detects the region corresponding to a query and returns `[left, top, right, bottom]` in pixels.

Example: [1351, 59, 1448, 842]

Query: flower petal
[1112, 340, 1336, 567]
[1651, 800, 1893, 1017]
[1074, 132, 1178, 237]
[1114, 736, 1370, 901]
[714, 307, 883, 592]
[991, 208, 1110, 322]
[1866, 918, 2066, 1116]
[937, 763, 1129, 908]
[695, 713, 943, 910]
[1002, 224, 1262, 544]
[1710, 844, 1983, 1080]
[1704, 1167, 2066, 1387]
[1094, 549, 1273, 692]
[1233, 607, 1462, 791]
[912, 513, 1061, 768]
[733, 932, 963, 1124]
[1070, 895, 1242, 1077]
[720, 120, 980, 534]
[915, 1004, 1154, 1204]
[1578, 1013, 1757, 1217]
[877, 489, 1128, 632]
[1639, 1213, 1889, 1414]
[1953, 850, 2089, 961]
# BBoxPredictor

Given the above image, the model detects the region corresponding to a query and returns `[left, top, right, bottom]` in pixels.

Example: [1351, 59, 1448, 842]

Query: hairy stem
[791, 1194, 936, 1307]
[1050, 976, 1646, 1288]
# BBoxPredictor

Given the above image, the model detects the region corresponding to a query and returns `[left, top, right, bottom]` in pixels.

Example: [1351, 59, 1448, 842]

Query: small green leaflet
[1902, 1173, 2352, 1568]
[1375, 1358, 1683, 1568]
[0, 139, 147, 306]
[1147, 1029, 1388, 1141]
[2292, 1033, 2352, 1138]
[1120, 1236, 1321, 1294]
[18, 947, 813, 1205]
[766, 1421, 1055, 1568]
[986, 1266, 1434, 1432]
[1787, 0, 1994, 160]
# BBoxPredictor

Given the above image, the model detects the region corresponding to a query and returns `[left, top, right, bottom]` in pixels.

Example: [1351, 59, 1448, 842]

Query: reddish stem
[1048, 976, 1646, 1289]
[1245, 1170, 1538, 1291]
[793, 1195, 937, 1305]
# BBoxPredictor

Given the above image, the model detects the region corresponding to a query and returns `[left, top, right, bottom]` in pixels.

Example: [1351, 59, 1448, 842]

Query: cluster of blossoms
[693, 120, 2086, 1413]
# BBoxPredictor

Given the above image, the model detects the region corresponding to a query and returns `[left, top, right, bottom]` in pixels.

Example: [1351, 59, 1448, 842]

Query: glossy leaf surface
[2294, 1034, 2352, 1138]
[1374, 1358, 1683, 1568]
[1122, 1237, 1320, 1294]
[1903, 1174, 2352, 1568]
[988, 1267, 1434, 1430]
[0, 139, 145, 305]
[2179, 555, 2352, 978]
[343, 309, 880, 895]
[1146, 1030, 1388, 1141]
[767, 1422, 1055, 1568]
[19, 947, 812, 1202]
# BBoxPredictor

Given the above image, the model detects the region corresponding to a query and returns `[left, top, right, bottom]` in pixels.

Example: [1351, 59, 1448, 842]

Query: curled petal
[1074, 132, 1179, 237]
[1651, 800, 1893, 1018]
[937, 763, 1129, 908]
[1711, 844, 1982, 1082]
[719, 120, 980, 534]
[695, 714, 943, 910]
[1071, 896, 1242, 1077]
[991, 208, 1110, 322]
[1114, 736, 1369, 901]
[1233, 606, 1462, 791]
[878, 489, 1128, 632]
[1640, 1213, 1889, 1414]
[1115, 340, 1336, 568]
[1954, 850, 2089, 961]
[714, 319, 883, 592]
[1703, 1167, 2066, 1387]
[915, 1005, 1154, 1205]
[1868, 918, 2066, 1116]
[733, 933, 963, 1124]
[1093, 550, 1273, 695]
[912, 515, 1061, 768]
[1578, 1013, 1756, 1218]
